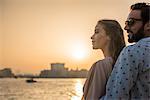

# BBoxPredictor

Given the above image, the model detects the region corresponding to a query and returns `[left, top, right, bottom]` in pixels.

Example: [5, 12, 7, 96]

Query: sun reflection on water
[71, 79, 84, 100]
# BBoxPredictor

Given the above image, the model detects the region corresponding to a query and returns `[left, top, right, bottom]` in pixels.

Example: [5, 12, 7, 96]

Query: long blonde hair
[98, 20, 126, 66]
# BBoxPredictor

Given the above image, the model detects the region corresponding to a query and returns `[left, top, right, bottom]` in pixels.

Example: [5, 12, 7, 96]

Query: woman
[82, 19, 126, 100]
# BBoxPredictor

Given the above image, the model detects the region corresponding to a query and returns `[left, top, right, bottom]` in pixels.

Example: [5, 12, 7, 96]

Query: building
[51, 63, 66, 71]
[0, 68, 14, 78]
[39, 63, 88, 78]
[40, 63, 68, 78]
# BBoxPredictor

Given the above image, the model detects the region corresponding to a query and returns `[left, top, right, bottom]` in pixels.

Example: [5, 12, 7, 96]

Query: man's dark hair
[131, 3, 150, 25]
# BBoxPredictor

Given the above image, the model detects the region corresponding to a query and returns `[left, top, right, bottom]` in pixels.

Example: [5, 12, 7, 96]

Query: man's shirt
[102, 37, 150, 100]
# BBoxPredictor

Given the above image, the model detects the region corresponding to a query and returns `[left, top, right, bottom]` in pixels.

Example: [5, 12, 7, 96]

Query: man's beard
[128, 26, 144, 43]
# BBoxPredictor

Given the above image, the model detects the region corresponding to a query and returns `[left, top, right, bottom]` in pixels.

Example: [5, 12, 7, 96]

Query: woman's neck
[101, 45, 111, 58]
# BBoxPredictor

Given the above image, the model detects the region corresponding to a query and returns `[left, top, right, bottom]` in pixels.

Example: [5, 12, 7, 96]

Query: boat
[26, 78, 37, 83]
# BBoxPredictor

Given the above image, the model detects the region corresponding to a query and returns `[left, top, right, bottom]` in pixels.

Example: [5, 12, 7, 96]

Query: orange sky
[0, 0, 149, 74]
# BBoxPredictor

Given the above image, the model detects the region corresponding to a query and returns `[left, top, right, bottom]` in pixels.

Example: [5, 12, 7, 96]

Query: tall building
[40, 63, 68, 78]
[51, 63, 66, 71]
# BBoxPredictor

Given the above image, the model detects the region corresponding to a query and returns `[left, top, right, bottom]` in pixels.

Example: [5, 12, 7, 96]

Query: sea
[0, 78, 86, 100]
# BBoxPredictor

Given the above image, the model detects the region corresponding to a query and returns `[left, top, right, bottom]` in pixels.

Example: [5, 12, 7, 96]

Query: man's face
[124, 10, 144, 43]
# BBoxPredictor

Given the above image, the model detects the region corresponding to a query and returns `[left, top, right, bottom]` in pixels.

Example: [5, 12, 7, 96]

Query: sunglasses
[125, 18, 142, 27]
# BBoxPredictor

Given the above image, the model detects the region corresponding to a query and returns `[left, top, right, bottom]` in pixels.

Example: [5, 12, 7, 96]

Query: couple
[82, 2, 150, 100]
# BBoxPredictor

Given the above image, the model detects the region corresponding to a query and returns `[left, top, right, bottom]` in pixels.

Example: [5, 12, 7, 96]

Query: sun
[72, 49, 86, 59]
[71, 44, 87, 60]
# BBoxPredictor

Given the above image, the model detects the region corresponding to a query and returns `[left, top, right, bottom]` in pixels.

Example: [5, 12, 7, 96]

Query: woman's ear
[107, 36, 111, 41]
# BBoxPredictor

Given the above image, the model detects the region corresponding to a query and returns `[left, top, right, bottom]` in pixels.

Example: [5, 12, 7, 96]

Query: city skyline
[0, 63, 88, 77]
[0, 0, 149, 74]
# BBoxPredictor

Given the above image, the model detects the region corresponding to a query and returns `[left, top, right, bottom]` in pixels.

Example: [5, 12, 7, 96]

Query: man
[101, 3, 150, 100]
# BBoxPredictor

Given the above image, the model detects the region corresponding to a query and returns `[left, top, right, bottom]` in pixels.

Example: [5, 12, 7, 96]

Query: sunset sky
[0, 0, 149, 74]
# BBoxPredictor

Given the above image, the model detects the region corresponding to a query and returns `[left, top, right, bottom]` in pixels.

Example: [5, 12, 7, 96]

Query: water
[0, 78, 86, 100]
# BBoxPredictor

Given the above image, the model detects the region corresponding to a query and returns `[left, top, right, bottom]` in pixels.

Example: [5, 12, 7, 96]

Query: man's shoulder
[124, 38, 150, 51]
[123, 44, 138, 53]
[122, 37, 150, 56]
[137, 37, 150, 46]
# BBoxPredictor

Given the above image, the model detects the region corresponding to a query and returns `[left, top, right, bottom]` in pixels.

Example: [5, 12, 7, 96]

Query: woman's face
[91, 23, 109, 50]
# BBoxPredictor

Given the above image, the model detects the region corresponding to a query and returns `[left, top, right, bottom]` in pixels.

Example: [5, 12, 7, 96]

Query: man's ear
[144, 21, 150, 31]
[107, 36, 111, 41]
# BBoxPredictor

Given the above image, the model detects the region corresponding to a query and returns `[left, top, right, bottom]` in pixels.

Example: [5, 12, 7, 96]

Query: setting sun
[72, 49, 86, 60]
[71, 44, 88, 60]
